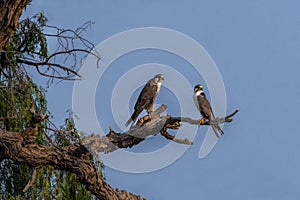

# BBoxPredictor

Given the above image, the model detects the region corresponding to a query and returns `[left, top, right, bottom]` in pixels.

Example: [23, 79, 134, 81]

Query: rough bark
[0, 130, 144, 200]
[0, 0, 30, 50]
[83, 107, 169, 154]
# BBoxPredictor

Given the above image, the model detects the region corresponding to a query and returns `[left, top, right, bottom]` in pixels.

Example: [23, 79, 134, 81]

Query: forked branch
[84, 106, 238, 154]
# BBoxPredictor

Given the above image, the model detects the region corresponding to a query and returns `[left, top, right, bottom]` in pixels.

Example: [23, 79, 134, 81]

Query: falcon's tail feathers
[211, 124, 224, 138]
[217, 124, 224, 135]
[125, 118, 133, 127]
[125, 109, 140, 127]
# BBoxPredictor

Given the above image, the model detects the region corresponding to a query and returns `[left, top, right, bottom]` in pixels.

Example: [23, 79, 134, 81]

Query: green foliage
[0, 77, 47, 132]
[0, 12, 48, 133]
[0, 20, 49, 197]
[0, 12, 104, 200]
[5, 11, 48, 63]
[52, 171, 94, 200]
[54, 113, 82, 147]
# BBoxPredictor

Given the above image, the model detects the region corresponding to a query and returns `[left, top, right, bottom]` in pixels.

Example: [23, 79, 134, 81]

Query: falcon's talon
[197, 118, 205, 125]
[148, 109, 154, 114]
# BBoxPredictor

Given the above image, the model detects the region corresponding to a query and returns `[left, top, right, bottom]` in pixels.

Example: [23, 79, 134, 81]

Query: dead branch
[46, 49, 99, 63]
[44, 21, 95, 52]
[84, 107, 238, 154]
[169, 109, 239, 126]
[1, 20, 101, 83]
[16, 58, 81, 80]
[83, 105, 169, 154]
[160, 129, 193, 145]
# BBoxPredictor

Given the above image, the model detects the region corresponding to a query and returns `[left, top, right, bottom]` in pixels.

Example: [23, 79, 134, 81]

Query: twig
[170, 110, 239, 126]
[16, 58, 81, 80]
[45, 48, 100, 65]
[160, 129, 193, 145]
[23, 168, 37, 192]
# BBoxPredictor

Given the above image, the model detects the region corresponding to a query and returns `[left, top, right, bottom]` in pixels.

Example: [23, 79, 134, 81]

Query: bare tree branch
[16, 58, 81, 80]
[45, 48, 100, 64]
[84, 106, 238, 154]
[44, 21, 96, 52]
[160, 129, 193, 145]
[1, 20, 101, 83]
[169, 109, 239, 126]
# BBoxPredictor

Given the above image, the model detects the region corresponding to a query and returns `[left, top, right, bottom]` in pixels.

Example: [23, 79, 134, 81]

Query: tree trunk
[0, 1, 145, 199]
[0, 0, 30, 50]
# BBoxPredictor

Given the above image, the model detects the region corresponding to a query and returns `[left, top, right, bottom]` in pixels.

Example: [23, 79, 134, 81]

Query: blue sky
[25, 0, 300, 199]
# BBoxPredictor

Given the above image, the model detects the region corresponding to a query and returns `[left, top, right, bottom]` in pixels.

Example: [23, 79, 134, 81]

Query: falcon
[193, 84, 224, 138]
[125, 74, 164, 127]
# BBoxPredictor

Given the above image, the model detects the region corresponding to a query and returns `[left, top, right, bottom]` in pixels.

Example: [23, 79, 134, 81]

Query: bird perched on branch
[193, 84, 224, 138]
[125, 74, 164, 127]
